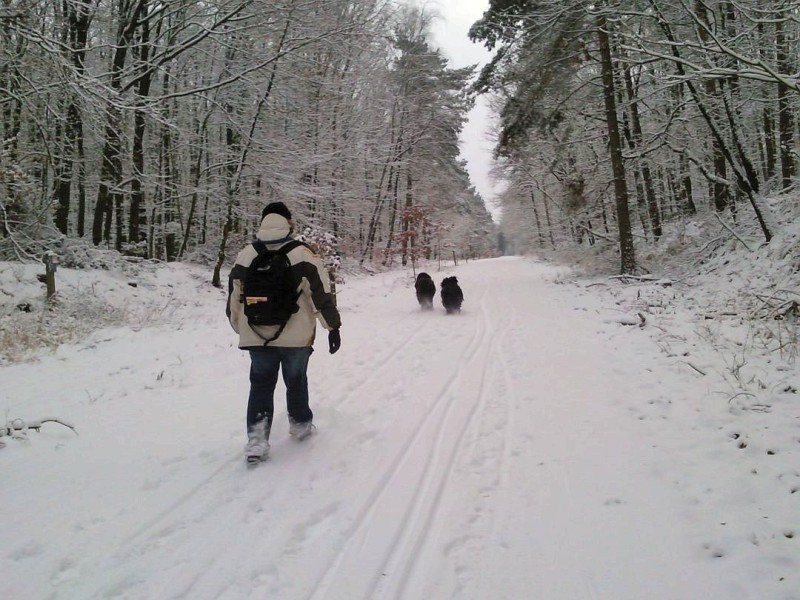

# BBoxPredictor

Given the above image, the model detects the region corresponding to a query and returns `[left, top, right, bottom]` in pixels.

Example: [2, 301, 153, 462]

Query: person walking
[227, 202, 341, 465]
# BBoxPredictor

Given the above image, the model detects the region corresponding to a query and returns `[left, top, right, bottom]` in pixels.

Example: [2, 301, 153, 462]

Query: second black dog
[415, 272, 436, 310]
[440, 276, 464, 314]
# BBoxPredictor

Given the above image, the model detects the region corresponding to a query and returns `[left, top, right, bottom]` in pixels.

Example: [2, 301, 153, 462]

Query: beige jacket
[227, 214, 341, 349]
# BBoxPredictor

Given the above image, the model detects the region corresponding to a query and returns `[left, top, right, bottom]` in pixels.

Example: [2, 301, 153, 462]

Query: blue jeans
[247, 347, 313, 439]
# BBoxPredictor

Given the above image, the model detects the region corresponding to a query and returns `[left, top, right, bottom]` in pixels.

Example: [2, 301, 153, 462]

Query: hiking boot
[289, 420, 315, 441]
[245, 432, 270, 465]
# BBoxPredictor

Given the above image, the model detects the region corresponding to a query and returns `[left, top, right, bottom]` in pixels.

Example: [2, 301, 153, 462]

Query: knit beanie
[262, 201, 292, 221]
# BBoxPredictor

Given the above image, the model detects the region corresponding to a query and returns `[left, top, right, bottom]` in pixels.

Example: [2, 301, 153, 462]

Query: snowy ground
[1, 254, 799, 599]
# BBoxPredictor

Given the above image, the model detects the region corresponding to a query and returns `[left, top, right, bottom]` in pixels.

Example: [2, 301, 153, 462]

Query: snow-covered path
[1, 257, 792, 599]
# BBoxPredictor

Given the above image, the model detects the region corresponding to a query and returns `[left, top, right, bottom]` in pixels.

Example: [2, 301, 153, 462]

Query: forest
[2, 0, 799, 280]
[0, 0, 496, 283]
[473, 0, 798, 274]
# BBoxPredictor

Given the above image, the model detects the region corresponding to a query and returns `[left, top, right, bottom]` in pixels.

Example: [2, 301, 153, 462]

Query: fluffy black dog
[415, 272, 436, 310]
[440, 276, 464, 314]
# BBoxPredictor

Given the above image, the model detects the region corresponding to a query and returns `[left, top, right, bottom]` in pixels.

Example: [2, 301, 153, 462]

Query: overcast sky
[429, 0, 502, 219]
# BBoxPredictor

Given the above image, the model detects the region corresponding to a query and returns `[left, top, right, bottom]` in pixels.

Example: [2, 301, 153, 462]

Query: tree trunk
[92, 0, 149, 247]
[362, 159, 393, 263]
[362, 104, 401, 264]
[53, 2, 79, 235]
[757, 21, 777, 182]
[597, 11, 636, 274]
[93, 119, 123, 247]
[163, 130, 177, 262]
[1, 22, 23, 235]
[129, 12, 154, 252]
[530, 190, 545, 248]
[383, 167, 401, 266]
[401, 167, 413, 266]
[544, 192, 555, 249]
[179, 116, 210, 258]
[775, 16, 796, 190]
[52, 120, 72, 235]
[694, 0, 730, 212]
[212, 204, 234, 289]
[622, 65, 661, 240]
[70, 1, 91, 238]
[75, 129, 87, 238]
[679, 153, 696, 215]
[762, 103, 777, 182]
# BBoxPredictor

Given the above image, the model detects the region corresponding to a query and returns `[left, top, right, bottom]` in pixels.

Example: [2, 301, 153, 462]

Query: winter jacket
[227, 213, 341, 349]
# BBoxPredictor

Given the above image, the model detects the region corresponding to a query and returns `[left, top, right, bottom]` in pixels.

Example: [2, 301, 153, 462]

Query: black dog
[440, 276, 464, 314]
[415, 272, 436, 310]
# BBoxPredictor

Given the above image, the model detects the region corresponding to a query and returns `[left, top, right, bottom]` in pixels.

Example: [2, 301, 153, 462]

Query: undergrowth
[0, 292, 128, 364]
[572, 194, 800, 409]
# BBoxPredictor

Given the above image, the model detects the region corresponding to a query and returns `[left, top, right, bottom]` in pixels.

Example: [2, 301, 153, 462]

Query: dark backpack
[242, 240, 303, 342]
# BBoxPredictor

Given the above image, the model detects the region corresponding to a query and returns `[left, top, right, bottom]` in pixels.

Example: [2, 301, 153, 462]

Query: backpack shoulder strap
[251, 240, 268, 257]
[276, 240, 304, 255]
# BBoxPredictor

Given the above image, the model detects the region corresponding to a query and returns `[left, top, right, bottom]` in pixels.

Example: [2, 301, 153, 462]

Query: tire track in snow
[119, 452, 242, 548]
[394, 286, 516, 599]
[378, 285, 518, 600]
[112, 456, 315, 600]
[461, 284, 529, 599]
[81, 452, 261, 598]
[306, 288, 492, 600]
[334, 313, 429, 410]
[481, 284, 520, 534]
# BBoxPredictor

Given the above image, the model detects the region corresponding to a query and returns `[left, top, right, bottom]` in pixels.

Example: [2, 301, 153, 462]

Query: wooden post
[42, 251, 59, 301]
[452, 250, 457, 266]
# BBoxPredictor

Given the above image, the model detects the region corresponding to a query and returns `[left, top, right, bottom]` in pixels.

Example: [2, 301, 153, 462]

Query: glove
[328, 329, 341, 354]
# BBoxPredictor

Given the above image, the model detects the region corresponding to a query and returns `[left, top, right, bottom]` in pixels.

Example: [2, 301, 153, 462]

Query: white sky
[430, 0, 502, 219]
